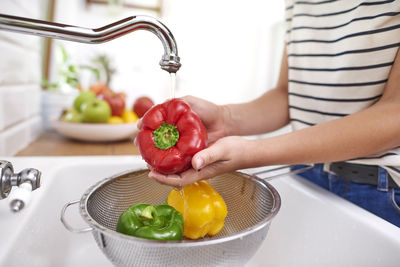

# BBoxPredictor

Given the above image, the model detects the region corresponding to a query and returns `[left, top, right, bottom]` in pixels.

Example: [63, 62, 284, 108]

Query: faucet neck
[0, 14, 181, 73]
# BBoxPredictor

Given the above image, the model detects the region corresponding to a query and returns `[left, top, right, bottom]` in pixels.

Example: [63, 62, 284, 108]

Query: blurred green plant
[42, 45, 111, 91]
[92, 54, 116, 86]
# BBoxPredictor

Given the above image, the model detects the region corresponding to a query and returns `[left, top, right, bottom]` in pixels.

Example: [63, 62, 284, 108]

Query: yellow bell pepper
[167, 180, 228, 239]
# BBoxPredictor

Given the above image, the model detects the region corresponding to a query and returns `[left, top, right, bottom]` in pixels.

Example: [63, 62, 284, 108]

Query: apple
[103, 93, 125, 117]
[73, 91, 96, 112]
[133, 96, 154, 118]
[89, 82, 112, 97]
[60, 108, 83, 123]
[81, 99, 111, 123]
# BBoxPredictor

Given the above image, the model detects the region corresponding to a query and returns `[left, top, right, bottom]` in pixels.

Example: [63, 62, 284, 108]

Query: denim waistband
[313, 162, 398, 191]
[294, 163, 400, 225]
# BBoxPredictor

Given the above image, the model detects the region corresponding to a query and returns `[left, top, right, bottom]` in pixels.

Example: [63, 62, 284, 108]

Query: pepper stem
[140, 205, 157, 220]
[153, 122, 179, 150]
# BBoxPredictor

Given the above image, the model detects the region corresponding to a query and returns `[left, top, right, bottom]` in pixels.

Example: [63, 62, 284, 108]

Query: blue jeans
[294, 164, 400, 227]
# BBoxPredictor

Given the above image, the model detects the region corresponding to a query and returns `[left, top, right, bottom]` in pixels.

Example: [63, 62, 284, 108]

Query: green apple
[73, 91, 96, 112]
[60, 108, 83, 123]
[81, 99, 111, 123]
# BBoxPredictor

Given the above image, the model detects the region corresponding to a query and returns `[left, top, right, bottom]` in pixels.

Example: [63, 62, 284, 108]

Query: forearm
[247, 98, 400, 167]
[223, 87, 290, 136]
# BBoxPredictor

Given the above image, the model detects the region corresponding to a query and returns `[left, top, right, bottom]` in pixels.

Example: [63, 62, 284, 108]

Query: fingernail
[194, 156, 204, 170]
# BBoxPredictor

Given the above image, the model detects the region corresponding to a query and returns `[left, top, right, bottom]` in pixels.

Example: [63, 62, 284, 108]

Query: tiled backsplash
[0, 85, 41, 131]
[0, 116, 42, 156]
[0, 41, 41, 85]
[0, 0, 43, 156]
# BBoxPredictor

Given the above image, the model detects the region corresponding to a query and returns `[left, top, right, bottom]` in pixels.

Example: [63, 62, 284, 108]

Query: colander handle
[252, 164, 314, 181]
[60, 200, 94, 233]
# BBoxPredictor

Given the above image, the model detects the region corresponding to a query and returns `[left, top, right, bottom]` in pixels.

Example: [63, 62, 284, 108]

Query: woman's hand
[135, 95, 228, 144]
[181, 95, 230, 143]
[148, 136, 251, 187]
[135, 95, 240, 185]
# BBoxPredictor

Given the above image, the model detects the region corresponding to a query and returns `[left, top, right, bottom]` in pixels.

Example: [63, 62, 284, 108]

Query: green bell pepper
[116, 203, 184, 241]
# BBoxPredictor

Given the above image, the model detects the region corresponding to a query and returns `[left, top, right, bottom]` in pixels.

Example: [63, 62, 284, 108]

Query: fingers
[137, 118, 143, 129]
[134, 118, 143, 146]
[181, 95, 212, 122]
[192, 141, 226, 170]
[148, 160, 232, 187]
[181, 95, 197, 106]
[148, 170, 185, 186]
[148, 141, 230, 187]
[148, 168, 210, 187]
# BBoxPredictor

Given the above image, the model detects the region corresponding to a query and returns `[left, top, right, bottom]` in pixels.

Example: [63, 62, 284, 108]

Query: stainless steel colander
[61, 169, 281, 267]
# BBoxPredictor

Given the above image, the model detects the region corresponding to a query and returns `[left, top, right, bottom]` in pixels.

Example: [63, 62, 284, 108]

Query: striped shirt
[284, 0, 400, 185]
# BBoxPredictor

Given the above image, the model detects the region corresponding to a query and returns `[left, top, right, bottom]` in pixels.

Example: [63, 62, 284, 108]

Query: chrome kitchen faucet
[0, 14, 181, 211]
[0, 14, 181, 73]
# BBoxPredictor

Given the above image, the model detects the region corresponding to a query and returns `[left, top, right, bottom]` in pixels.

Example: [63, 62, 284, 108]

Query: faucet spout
[0, 14, 181, 73]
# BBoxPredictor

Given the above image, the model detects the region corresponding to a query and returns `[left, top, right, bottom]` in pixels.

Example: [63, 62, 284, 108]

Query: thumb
[192, 143, 225, 171]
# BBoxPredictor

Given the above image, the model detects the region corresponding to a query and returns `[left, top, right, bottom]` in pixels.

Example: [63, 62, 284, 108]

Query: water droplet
[173, 186, 182, 191]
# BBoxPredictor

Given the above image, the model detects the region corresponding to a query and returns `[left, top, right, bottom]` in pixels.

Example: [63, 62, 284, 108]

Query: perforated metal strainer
[61, 169, 281, 267]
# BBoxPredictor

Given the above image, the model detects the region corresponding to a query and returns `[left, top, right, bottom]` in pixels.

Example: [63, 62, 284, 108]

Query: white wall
[0, 0, 44, 156]
[163, 0, 286, 104]
[52, 1, 285, 106]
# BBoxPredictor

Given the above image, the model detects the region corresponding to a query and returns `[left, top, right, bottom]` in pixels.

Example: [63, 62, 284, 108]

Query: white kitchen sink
[0, 156, 399, 267]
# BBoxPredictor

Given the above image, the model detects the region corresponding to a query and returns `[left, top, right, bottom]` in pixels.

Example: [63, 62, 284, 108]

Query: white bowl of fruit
[53, 83, 154, 142]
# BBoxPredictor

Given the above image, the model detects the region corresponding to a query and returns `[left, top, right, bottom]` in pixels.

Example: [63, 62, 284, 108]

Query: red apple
[103, 93, 125, 117]
[89, 82, 113, 97]
[133, 96, 154, 118]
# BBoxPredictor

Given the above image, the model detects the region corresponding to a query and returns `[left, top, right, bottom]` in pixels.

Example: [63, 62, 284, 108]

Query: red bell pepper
[136, 98, 208, 174]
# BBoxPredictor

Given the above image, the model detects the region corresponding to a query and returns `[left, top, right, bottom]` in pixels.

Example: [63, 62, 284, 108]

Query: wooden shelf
[17, 130, 140, 156]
